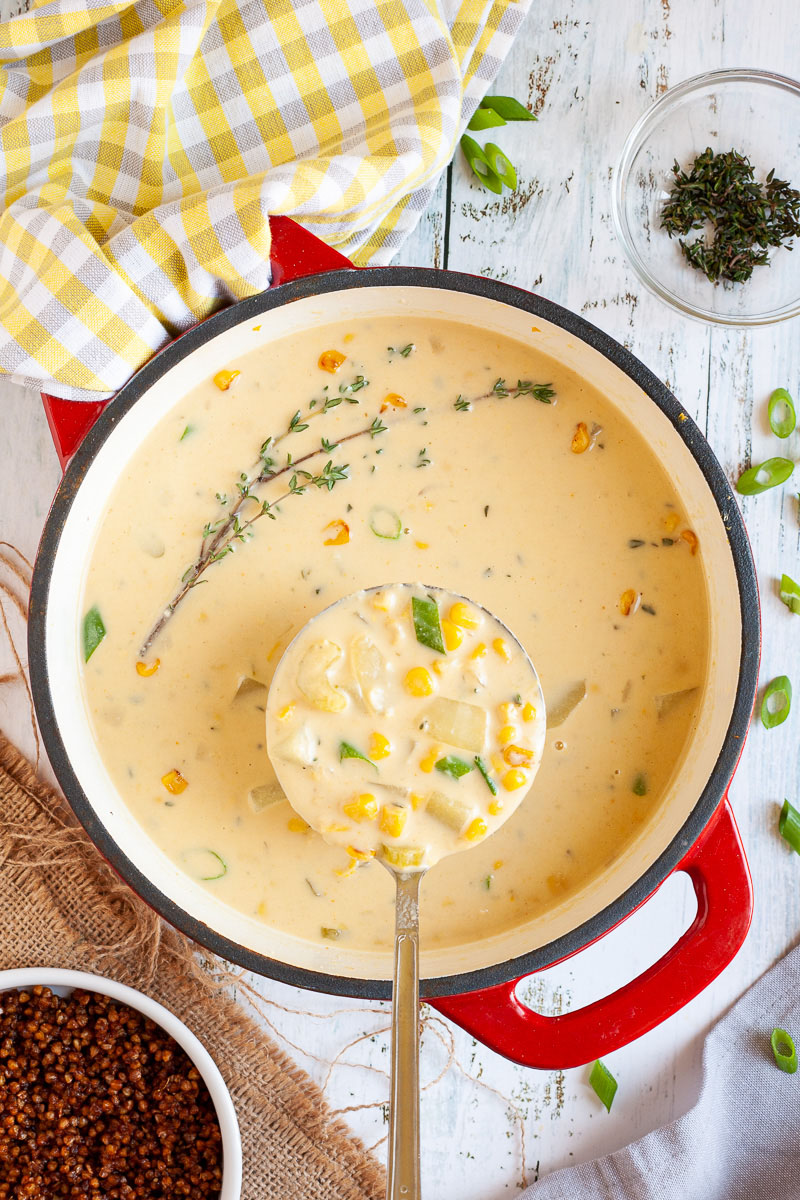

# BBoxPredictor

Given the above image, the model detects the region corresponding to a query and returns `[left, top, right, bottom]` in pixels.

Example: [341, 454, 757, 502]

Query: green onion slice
[768, 388, 796, 439]
[479, 95, 536, 122]
[460, 135, 503, 194]
[412, 595, 446, 654]
[321, 926, 342, 940]
[184, 848, 227, 880]
[467, 106, 506, 131]
[736, 457, 794, 495]
[339, 741, 377, 770]
[779, 799, 800, 855]
[589, 1059, 618, 1112]
[632, 773, 648, 796]
[484, 143, 517, 190]
[474, 755, 498, 795]
[435, 755, 473, 780]
[771, 1027, 798, 1073]
[369, 505, 402, 540]
[82, 606, 106, 662]
[761, 675, 792, 729]
[780, 573, 800, 614]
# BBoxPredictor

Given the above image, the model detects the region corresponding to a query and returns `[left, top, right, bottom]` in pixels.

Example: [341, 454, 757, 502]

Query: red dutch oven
[29, 217, 760, 1070]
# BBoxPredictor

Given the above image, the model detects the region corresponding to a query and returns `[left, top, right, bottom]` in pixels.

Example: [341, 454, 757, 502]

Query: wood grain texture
[0, 0, 799, 1194]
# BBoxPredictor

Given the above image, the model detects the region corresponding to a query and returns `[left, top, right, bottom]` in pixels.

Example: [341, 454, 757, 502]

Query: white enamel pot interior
[29, 269, 760, 1001]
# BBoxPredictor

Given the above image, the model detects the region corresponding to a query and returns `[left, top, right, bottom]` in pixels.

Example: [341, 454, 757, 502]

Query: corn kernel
[522, 702, 536, 722]
[343, 793, 378, 822]
[278, 702, 295, 721]
[343, 332, 355, 344]
[680, 529, 699, 555]
[493, 637, 511, 662]
[498, 701, 516, 721]
[405, 667, 434, 696]
[410, 792, 426, 811]
[420, 746, 441, 773]
[493, 860, 504, 870]
[490, 752, 506, 772]
[323, 823, 350, 834]
[161, 768, 188, 795]
[288, 816, 309, 833]
[370, 733, 391, 760]
[431, 659, 446, 676]
[503, 744, 534, 768]
[463, 817, 488, 842]
[449, 602, 479, 630]
[379, 804, 408, 838]
[503, 769, 528, 791]
[498, 724, 516, 744]
[372, 592, 390, 612]
[471, 642, 487, 659]
[380, 392, 407, 412]
[619, 588, 640, 616]
[442, 620, 463, 651]
[488, 799, 504, 816]
[336, 858, 358, 877]
[323, 519, 349, 546]
[136, 658, 160, 677]
[415, 540, 429, 549]
[257, 901, 267, 917]
[571, 421, 590, 453]
[346, 845, 375, 861]
[664, 511, 680, 533]
[213, 368, 240, 391]
[318, 349, 346, 373]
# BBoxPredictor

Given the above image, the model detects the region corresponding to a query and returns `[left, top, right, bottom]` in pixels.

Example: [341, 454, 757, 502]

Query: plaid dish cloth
[0, 0, 530, 401]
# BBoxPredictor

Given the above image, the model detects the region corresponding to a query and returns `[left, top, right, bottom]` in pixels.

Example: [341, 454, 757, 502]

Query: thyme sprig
[140, 374, 555, 654]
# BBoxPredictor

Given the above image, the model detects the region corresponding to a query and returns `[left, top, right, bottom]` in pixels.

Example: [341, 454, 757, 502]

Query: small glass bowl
[612, 69, 800, 326]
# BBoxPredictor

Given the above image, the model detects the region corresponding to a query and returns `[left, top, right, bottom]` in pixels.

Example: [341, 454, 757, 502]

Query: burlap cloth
[0, 729, 385, 1200]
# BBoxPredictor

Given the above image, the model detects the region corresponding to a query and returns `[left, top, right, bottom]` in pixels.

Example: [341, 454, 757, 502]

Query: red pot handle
[430, 798, 752, 1070]
[41, 217, 354, 469]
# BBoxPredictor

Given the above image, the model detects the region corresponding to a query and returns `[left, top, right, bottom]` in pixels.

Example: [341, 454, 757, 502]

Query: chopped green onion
[780, 573, 800, 614]
[339, 741, 377, 770]
[779, 799, 800, 855]
[435, 755, 473, 780]
[484, 874, 493, 889]
[467, 106, 506, 131]
[632, 773, 648, 796]
[736, 457, 794, 495]
[768, 388, 796, 439]
[412, 595, 446, 654]
[479, 95, 536, 122]
[369, 505, 402, 540]
[183, 848, 227, 880]
[589, 1059, 618, 1112]
[474, 755, 498, 795]
[179, 424, 194, 441]
[761, 675, 792, 729]
[771, 1027, 798, 1073]
[483, 143, 517, 190]
[82, 606, 106, 662]
[321, 926, 342, 940]
[460, 135, 503, 194]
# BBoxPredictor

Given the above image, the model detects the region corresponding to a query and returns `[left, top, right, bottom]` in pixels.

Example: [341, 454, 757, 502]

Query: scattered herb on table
[736, 457, 794, 495]
[779, 799, 800, 855]
[761, 675, 792, 729]
[589, 1059, 618, 1112]
[661, 147, 800, 284]
[461, 94, 536, 194]
[771, 1028, 798, 1073]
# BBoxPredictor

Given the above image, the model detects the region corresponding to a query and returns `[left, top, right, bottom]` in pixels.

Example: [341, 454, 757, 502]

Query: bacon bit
[136, 658, 160, 677]
[318, 349, 346, 373]
[664, 511, 680, 533]
[213, 369, 240, 391]
[503, 744, 534, 768]
[161, 768, 188, 795]
[323, 519, 350, 546]
[619, 588, 641, 616]
[380, 392, 407, 413]
[680, 529, 699, 555]
[571, 422, 591, 453]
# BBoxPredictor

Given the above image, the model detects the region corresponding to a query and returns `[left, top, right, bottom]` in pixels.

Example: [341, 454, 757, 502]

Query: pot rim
[28, 266, 761, 1000]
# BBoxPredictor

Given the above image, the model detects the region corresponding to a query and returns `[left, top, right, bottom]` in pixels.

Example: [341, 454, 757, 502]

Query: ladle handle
[387, 870, 422, 1200]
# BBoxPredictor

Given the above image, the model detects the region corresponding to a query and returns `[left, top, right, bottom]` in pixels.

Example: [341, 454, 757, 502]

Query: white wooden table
[1, 1, 799, 1195]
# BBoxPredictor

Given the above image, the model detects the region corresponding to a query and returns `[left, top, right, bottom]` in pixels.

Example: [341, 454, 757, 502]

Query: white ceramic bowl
[613, 68, 800, 325]
[0, 968, 242, 1200]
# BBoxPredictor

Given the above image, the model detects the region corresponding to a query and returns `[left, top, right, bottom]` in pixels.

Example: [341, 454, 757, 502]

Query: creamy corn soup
[80, 318, 709, 952]
[266, 583, 546, 873]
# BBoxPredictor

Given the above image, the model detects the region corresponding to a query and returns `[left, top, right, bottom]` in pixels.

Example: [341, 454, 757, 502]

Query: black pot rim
[28, 267, 761, 1001]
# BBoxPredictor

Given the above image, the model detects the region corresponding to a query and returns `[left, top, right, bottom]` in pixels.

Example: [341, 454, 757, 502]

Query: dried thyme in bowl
[660, 147, 800, 285]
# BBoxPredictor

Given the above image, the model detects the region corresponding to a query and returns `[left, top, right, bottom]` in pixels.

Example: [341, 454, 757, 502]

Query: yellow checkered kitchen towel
[0, 0, 530, 401]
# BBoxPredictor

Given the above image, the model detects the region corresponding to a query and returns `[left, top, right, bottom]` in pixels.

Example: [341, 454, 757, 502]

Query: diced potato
[379, 804, 408, 838]
[655, 686, 698, 718]
[350, 635, 386, 714]
[423, 697, 487, 752]
[234, 676, 267, 702]
[248, 782, 284, 812]
[547, 680, 587, 728]
[297, 640, 347, 712]
[381, 845, 425, 869]
[274, 723, 317, 766]
[426, 790, 471, 833]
